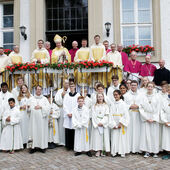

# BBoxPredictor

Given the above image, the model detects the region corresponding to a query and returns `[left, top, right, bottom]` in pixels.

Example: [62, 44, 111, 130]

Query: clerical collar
[69, 91, 77, 97]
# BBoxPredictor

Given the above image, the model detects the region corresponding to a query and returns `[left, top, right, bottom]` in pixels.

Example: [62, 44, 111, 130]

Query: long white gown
[55, 88, 69, 145]
[0, 106, 23, 150]
[160, 96, 170, 151]
[91, 103, 110, 152]
[48, 103, 60, 144]
[28, 95, 50, 149]
[109, 99, 130, 156]
[72, 106, 90, 152]
[124, 90, 143, 153]
[19, 96, 31, 144]
[139, 93, 160, 153]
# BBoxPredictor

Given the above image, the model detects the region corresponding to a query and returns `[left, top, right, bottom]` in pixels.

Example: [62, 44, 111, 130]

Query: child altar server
[139, 82, 160, 158]
[72, 96, 92, 157]
[0, 98, 23, 153]
[109, 90, 130, 157]
[91, 93, 110, 157]
[161, 84, 170, 160]
[47, 94, 60, 149]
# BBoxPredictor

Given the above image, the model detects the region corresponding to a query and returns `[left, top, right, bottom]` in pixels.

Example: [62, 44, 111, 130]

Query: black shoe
[29, 149, 36, 154]
[40, 149, 46, 153]
[74, 152, 82, 156]
[23, 143, 27, 149]
[87, 151, 92, 157]
[52, 143, 57, 148]
[48, 143, 55, 149]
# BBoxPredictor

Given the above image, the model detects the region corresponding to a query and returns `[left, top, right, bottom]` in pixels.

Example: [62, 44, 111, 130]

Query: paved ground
[0, 147, 169, 170]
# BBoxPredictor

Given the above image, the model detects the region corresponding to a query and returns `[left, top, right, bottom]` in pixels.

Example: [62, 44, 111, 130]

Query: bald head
[130, 51, 137, 60]
[72, 41, 78, 49]
[117, 43, 123, 52]
[145, 55, 151, 64]
[159, 59, 165, 68]
[13, 45, 19, 53]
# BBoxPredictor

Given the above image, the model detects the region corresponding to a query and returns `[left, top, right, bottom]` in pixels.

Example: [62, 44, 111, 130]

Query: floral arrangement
[6, 61, 113, 73]
[4, 49, 12, 56]
[122, 44, 154, 55]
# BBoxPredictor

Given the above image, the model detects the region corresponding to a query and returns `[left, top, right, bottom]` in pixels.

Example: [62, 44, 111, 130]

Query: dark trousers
[65, 128, 75, 150]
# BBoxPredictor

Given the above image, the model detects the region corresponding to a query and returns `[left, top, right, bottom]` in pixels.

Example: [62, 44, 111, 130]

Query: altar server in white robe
[72, 96, 92, 157]
[47, 95, 60, 149]
[28, 85, 50, 154]
[63, 82, 80, 150]
[91, 93, 110, 157]
[91, 83, 111, 106]
[55, 79, 69, 146]
[0, 82, 14, 119]
[17, 84, 31, 147]
[107, 75, 120, 102]
[0, 98, 23, 153]
[161, 85, 170, 160]
[139, 82, 160, 158]
[109, 90, 130, 157]
[124, 80, 143, 153]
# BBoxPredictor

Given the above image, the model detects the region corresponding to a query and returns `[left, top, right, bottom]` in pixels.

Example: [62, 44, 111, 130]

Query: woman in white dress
[139, 77, 149, 94]
[139, 82, 160, 158]
[91, 93, 110, 157]
[17, 84, 31, 148]
[109, 90, 130, 157]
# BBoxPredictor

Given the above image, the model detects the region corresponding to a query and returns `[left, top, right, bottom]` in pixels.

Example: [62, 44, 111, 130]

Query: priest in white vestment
[55, 79, 70, 146]
[28, 85, 50, 153]
[0, 98, 23, 153]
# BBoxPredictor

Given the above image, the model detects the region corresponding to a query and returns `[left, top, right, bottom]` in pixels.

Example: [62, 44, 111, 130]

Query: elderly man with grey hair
[69, 41, 79, 62]
[153, 59, 170, 86]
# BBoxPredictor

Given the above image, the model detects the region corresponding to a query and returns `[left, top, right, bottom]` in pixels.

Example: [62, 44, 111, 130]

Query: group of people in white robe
[0, 75, 169, 160]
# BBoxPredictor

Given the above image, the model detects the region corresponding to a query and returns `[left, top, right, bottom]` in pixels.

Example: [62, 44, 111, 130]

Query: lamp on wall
[105, 22, 111, 37]
[19, 26, 27, 40]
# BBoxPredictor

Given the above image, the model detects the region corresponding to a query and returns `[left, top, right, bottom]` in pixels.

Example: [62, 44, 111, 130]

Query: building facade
[0, 0, 169, 69]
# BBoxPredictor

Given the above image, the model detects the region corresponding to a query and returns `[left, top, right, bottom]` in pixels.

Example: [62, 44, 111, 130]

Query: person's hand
[6, 116, 10, 122]
[130, 104, 136, 109]
[37, 59, 41, 63]
[35, 105, 42, 110]
[50, 110, 53, 115]
[133, 104, 139, 109]
[23, 105, 27, 110]
[68, 114, 72, 118]
[147, 119, 153, 123]
[27, 105, 30, 109]
[98, 123, 103, 127]
[118, 123, 122, 128]
[165, 122, 170, 127]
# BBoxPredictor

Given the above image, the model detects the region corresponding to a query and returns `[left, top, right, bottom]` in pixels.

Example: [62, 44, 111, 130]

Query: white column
[0, 4, 3, 47]
[160, 0, 170, 69]
[20, 0, 30, 62]
[102, 0, 114, 44]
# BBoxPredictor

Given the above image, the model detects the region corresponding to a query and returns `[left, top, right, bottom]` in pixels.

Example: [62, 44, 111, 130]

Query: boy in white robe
[109, 90, 130, 157]
[161, 85, 170, 160]
[124, 80, 143, 153]
[107, 75, 120, 102]
[139, 82, 160, 158]
[0, 98, 23, 153]
[72, 96, 92, 157]
[47, 95, 60, 149]
[63, 82, 80, 150]
[91, 93, 110, 157]
[28, 85, 50, 154]
[55, 79, 69, 146]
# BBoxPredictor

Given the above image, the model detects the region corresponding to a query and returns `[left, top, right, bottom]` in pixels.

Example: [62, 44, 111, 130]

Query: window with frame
[0, 4, 14, 50]
[120, 0, 153, 47]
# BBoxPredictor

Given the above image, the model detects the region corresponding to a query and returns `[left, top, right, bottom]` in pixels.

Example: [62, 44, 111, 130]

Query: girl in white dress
[17, 84, 31, 148]
[91, 93, 110, 157]
[139, 82, 160, 158]
[109, 90, 130, 157]
[139, 77, 149, 94]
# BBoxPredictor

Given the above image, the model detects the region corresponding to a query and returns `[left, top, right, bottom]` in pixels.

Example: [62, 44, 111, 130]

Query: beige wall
[88, 0, 103, 46]
[29, 0, 46, 54]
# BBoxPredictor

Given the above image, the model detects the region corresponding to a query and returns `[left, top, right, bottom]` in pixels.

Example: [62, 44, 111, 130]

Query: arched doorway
[45, 0, 88, 49]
